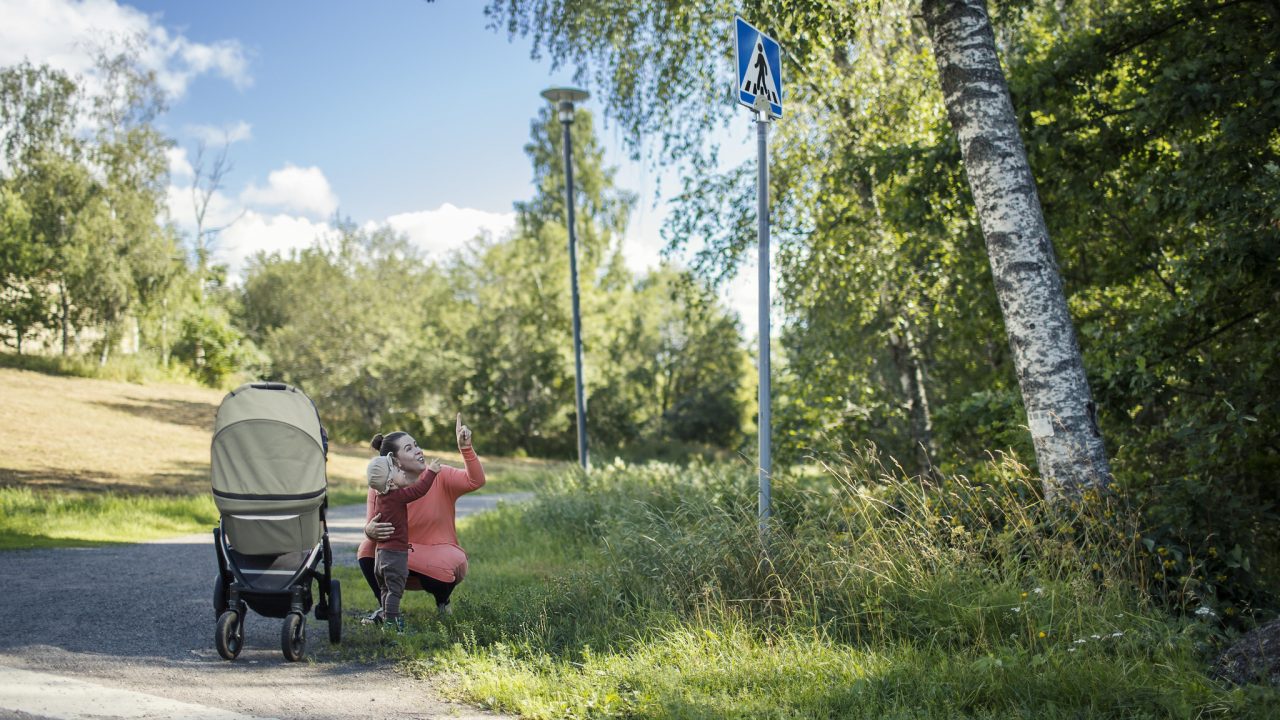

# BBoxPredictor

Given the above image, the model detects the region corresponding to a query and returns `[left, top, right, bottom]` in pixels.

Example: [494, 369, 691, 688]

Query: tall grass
[335, 453, 1279, 718]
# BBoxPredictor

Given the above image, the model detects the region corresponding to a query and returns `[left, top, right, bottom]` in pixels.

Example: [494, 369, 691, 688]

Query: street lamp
[541, 86, 590, 472]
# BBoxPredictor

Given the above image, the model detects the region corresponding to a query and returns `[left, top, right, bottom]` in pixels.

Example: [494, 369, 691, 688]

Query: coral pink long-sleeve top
[357, 446, 485, 583]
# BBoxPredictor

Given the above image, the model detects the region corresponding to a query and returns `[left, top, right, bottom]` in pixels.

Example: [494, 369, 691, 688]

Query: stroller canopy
[212, 383, 327, 517]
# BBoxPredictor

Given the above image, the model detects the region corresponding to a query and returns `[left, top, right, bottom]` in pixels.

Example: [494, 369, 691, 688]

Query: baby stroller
[210, 382, 341, 661]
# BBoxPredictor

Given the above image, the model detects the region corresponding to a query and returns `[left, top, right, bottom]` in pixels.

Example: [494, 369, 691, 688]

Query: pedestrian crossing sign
[735, 16, 782, 118]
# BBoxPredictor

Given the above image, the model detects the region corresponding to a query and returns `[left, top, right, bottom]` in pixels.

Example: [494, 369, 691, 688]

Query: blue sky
[1, 0, 763, 325]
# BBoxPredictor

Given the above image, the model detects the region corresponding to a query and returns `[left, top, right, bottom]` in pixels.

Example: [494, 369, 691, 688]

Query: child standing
[366, 453, 440, 632]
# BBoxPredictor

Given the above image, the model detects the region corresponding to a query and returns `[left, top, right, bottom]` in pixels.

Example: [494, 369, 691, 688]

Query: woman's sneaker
[437, 602, 453, 617]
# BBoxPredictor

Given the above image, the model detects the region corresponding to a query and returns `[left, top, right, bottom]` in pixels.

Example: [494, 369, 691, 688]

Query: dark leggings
[359, 555, 458, 607]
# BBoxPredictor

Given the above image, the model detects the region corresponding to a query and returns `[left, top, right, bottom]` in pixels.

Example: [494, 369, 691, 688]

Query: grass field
[0, 367, 563, 548]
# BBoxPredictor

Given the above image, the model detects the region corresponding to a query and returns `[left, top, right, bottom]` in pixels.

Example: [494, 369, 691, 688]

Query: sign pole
[756, 109, 771, 534]
[734, 15, 780, 537]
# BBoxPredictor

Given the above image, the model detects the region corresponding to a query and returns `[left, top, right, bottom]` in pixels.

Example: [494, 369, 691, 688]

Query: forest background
[2, 0, 1278, 620]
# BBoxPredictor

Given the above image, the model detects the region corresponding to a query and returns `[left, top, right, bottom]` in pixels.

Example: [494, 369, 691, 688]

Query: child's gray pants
[375, 548, 409, 618]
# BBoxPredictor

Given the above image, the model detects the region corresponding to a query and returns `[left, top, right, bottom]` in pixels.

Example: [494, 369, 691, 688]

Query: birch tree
[920, 0, 1110, 495]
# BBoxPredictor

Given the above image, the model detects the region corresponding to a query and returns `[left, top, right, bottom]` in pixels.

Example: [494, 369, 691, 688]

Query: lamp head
[541, 86, 590, 123]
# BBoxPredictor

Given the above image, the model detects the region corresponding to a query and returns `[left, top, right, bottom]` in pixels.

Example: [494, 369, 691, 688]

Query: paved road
[0, 494, 533, 720]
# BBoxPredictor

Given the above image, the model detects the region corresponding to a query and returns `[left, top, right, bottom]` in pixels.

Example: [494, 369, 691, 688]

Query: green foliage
[172, 304, 264, 387]
[1, 53, 189, 367]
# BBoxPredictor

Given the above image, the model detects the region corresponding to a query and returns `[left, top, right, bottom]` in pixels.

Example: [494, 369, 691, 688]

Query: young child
[366, 453, 440, 632]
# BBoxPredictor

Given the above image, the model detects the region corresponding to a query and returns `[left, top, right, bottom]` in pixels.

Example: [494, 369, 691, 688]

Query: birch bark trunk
[922, 0, 1111, 497]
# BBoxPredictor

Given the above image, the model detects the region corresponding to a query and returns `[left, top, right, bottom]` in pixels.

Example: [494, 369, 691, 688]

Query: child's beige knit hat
[367, 455, 396, 494]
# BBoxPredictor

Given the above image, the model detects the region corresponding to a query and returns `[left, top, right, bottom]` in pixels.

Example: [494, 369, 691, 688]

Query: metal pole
[757, 111, 771, 531]
[561, 101, 590, 471]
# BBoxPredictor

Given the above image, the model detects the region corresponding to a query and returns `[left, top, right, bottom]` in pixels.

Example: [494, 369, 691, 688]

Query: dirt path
[0, 495, 532, 720]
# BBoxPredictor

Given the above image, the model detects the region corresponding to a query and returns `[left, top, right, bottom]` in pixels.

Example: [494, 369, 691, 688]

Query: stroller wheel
[327, 579, 342, 644]
[281, 612, 306, 662]
[215, 610, 243, 660]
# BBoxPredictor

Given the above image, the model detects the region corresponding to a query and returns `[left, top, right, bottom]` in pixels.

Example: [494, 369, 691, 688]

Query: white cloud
[185, 121, 253, 146]
[217, 211, 331, 279]
[239, 164, 338, 218]
[165, 146, 193, 179]
[0, 0, 250, 100]
[379, 203, 517, 257]
[165, 183, 241, 231]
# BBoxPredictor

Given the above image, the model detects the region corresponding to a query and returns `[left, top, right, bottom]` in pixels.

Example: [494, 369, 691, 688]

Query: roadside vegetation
[335, 459, 1280, 719]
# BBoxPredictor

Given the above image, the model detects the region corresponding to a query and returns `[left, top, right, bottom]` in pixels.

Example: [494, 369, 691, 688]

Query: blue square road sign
[735, 16, 782, 118]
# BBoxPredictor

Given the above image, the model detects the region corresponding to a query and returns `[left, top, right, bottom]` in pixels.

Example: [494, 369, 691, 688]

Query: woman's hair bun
[371, 433, 384, 451]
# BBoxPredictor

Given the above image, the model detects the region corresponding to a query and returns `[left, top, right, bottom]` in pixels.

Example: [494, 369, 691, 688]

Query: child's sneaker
[382, 615, 406, 634]
[361, 609, 384, 626]
[437, 602, 453, 617]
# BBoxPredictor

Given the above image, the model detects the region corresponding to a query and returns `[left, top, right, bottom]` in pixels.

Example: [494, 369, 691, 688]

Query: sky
[0, 0, 766, 328]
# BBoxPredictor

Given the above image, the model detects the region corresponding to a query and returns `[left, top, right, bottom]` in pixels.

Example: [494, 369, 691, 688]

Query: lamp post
[541, 86, 590, 472]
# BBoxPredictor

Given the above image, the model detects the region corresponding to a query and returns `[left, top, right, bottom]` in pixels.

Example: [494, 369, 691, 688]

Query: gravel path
[0, 493, 533, 720]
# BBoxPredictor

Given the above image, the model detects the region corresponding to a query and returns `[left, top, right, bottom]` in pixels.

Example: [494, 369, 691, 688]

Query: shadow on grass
[92, 396, 218, 430]
[0, 529, 132, 550]
[0, 463, 210, 495]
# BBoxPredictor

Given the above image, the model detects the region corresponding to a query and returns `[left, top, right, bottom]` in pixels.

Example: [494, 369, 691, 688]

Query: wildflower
[1153, 572, 1165, 580]
[1110, 631, 1124, 638]
[1090, 634, 1101, 640]
[1020, 592, 1028, 599]
[1033, 587, 1044, 595]
[1157, 547, 1168, 556]
[1038, 631, 1047, 638]
[1091, 563, 1101, 571]
[1225, 607, 1236, 616]
[1068, 647, 1077, 653]
[1074, 638, 1087, 645]
[1194, 606, 1218, 619]
[1010, 606, 1021, 614]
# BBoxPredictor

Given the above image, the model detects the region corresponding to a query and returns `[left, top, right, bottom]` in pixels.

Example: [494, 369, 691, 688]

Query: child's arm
[399, 460, 440, 502]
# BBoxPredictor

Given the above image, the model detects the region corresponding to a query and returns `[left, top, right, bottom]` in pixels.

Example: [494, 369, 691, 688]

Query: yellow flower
[1038, 631, 1047, 638]
[1020, 592, 1028, 599]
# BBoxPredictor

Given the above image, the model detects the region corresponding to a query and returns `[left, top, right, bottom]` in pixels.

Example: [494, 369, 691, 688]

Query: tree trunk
[59, 281, 70, 356]
[888, 323, 937, 478]
[922, 0, 1111, 498]
[161, 297, 169, 368]
[99, 324, 111, 367]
